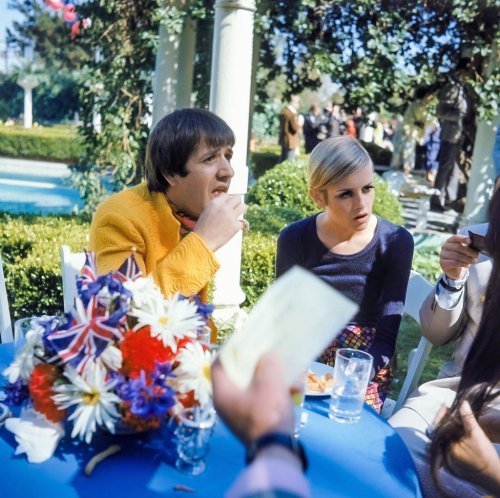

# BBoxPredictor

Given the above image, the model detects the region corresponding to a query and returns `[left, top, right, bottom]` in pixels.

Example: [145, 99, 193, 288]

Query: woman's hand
[434, 402, 500, 496]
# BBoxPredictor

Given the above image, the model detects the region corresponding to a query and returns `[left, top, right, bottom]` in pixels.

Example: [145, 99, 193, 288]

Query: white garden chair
[381, 270, 434, 418]
[60, 245, 86, 313]
[0, 254, 13, 343]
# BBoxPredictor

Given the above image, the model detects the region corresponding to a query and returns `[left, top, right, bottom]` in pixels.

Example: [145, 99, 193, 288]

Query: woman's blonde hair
[308, 136, 373, 192]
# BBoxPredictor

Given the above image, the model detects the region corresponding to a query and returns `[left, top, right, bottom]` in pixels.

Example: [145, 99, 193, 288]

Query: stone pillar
[176, 15, 197, 108]
[152, 4, 196, 126]
[209, 0, 256, 323]
[461, 117, 498, 225]
[461, 43, 498, 225]
[17, 74, 39, 129]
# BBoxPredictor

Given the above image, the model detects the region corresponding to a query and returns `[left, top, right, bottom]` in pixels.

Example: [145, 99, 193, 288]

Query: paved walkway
[400, 196, 461, 235]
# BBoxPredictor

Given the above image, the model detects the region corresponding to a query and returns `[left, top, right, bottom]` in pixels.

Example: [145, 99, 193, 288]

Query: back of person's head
[145, 108, 234, 192]
[308, 136, 373, 193]
[429, 187, 500, 490]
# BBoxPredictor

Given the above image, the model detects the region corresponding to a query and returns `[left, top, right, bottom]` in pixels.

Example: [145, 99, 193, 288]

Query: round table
[0, 343, 422, 497]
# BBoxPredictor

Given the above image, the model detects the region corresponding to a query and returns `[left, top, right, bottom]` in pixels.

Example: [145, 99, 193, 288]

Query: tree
[257, 0, 499, 120]
[7, 0, 90, 71]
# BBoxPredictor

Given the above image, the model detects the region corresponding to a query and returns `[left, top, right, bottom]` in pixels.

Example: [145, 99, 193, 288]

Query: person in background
[423, 121, 441, 186]
[213, 353, 310, 498]
[276, 136, 414, 413]
[89, 108, 248, 341]
[431, 60, 473, 212]
[390, 86, 435, 174]
[352, 107, 364, 138]
[303, 104, 326, 153]
[278, 94, 301, 162]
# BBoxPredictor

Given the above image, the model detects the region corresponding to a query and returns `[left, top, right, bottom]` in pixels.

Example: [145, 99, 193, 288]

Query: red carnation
[120, 327, 175, 378]
[29, 364, 66, 423]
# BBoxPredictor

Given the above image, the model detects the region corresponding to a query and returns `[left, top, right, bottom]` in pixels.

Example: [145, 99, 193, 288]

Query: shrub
[250, 151, 280, 179]
[247, 157, 403, 225]
[0, 125, 83, 163]
[0, 214, 89, 320]
[241, 232, 277, 308]
[245, 204, 303, 235]
[412, 245, 441, 283]
[247, 158, 316, 216]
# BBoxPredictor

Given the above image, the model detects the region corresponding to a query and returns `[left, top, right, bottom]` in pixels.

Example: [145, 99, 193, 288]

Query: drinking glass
[175, 406, 217, 475]
[291, 371, 306, 438]
[329, 348, 373, 424]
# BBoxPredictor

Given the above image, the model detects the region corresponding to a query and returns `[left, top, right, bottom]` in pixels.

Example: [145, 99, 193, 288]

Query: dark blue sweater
[276, 214, 414, 374]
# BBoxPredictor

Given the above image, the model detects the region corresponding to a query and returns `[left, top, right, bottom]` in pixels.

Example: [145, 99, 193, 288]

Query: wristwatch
[245, 432, 308, 472]
[439, 271, 468, 293]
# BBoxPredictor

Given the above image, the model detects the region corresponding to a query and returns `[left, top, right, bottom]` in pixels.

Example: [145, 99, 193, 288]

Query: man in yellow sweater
[89, 108, 247, 306]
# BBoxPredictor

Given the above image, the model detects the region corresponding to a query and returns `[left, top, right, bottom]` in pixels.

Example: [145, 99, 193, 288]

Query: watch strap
[246, 432, 308, 472]
[439, 276, 464, 293]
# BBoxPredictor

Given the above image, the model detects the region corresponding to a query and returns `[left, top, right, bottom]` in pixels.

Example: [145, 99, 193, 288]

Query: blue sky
[0, 0, 23, 43]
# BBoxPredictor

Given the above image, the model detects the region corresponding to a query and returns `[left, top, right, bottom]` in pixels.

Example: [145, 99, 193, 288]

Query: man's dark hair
[145, 108, 235, 192]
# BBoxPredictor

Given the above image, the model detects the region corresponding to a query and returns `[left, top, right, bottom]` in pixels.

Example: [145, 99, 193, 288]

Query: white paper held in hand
[218, 266, 359, 389]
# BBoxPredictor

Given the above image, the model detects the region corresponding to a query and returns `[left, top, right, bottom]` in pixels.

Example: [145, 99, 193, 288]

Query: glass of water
[175, 405, 217, 475]
[329, 348, 373, 424]
[291, 371, 307, 438]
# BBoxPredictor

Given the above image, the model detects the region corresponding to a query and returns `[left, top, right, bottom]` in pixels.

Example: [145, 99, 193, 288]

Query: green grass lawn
[391, 315, 456, 398]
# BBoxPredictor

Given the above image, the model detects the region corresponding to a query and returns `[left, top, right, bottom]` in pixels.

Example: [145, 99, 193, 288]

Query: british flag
[45, 295, 127, 373]
[115, 253, 142, 282]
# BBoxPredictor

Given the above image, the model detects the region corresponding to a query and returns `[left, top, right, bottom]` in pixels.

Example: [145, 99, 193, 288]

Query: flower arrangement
[2, 252, 215, 462]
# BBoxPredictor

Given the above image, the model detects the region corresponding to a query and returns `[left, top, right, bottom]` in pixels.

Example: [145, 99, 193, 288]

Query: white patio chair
[381, 270, 434, 418]
[0, 254, 13, 343]
[61, 245, 86, 313]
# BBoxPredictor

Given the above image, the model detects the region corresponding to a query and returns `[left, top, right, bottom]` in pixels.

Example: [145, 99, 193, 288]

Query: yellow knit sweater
[89, 182, 220, 302]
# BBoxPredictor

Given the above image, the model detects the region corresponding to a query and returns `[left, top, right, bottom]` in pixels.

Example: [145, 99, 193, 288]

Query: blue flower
[5, 379, 29, 405]
[117, 365, 176, 420]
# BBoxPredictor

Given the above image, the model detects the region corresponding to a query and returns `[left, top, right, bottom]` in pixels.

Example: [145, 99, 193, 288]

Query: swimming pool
[0, 157, 84, 215]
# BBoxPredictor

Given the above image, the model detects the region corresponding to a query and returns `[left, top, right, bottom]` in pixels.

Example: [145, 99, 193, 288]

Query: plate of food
[305, 361, 334, 397]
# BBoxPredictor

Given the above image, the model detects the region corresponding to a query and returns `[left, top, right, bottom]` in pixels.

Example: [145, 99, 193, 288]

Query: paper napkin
[218, 266, 359, 389]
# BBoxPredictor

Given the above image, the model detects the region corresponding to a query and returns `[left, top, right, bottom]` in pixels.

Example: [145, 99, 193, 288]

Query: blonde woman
[276, 136, 414, 412]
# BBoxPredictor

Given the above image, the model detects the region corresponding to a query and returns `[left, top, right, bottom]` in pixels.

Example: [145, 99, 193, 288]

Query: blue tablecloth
[0, 343, 422, 497]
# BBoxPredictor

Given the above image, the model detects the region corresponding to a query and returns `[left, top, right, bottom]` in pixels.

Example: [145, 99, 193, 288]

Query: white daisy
[98, 343, 122, 371]
[124, 275, 163, 309]
[173, 342, 214, 406]
[130, 294, 204, 352]
[52, 362, 121, 443]
[3, 322, 45, 383]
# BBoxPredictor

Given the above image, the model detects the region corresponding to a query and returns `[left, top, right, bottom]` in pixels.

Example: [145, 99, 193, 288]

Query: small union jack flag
[115, 253, 142, 282]
[45, 295, 127, 373]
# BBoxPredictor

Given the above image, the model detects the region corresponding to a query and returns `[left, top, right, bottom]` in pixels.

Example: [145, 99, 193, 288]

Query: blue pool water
[0, 157, 84, 215]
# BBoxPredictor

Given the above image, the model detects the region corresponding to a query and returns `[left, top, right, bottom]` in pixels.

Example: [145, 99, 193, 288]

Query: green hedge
[0, 126, 83, 163]
[0, 214, 89, 320]
[248, 157, 403, 225]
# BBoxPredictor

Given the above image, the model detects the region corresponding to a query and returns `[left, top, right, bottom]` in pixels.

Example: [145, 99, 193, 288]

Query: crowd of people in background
[278, 58, 479, 215]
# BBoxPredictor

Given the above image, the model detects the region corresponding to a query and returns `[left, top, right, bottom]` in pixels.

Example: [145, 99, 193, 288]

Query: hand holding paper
[218, 266, 359, 389]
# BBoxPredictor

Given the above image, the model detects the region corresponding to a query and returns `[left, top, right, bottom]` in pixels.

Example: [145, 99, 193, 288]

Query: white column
[152, 5, 196, 126]
[461, 117, 498, 225]
[176, 16, 197, 108]
[209, 0, 255, 322]
[152, 19, 180, 126]
[17, 75, 39, 129]
[461, 43, 498, 225]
